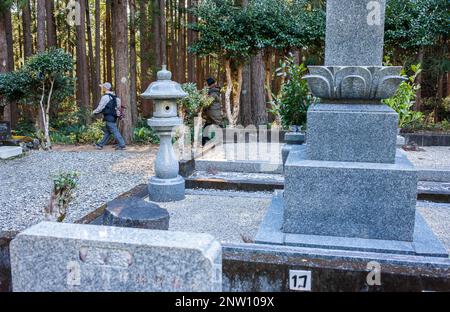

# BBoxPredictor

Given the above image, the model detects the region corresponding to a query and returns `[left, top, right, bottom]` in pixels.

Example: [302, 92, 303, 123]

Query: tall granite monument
[257, 0, 448, 257]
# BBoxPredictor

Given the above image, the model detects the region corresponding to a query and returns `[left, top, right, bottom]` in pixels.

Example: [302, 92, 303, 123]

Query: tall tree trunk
[179, 0, 186, 82]
[140, 0, 153, 117]
[45, 0, 57, 48]
[94, 0, 101, 105]
[187, 0, 196, 83]
[86, 0, 96, 108]
[36, 0, 46, 52]
[447, 72, 450, 98]
[151, 0, 161, 72]
[76, 0, 91, 118]
[21, 1, 34, 128]
[415, 48, 424, 111]
[4, 8, 17, 127]
[436, 74, 444, 123]
[169, 0, 176, 80]
[0, 10, 7, 72]
[240, 64, 252, 126]
[22, 1, 33, 58]
[239, 0, 253, 126]
[105, 0, 113, 83]
[129, 0, 138, 126]
[251, 51, 267, 125]
[112, 0, 132, 143]
[0, 8, 15, 125]
[176, 0, 183, 82]
[224, 59, 243, 127]
[160, 0, 167, 66]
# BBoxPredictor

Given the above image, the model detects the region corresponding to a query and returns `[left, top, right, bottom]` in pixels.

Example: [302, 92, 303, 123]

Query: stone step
[186, 171, 450, 203]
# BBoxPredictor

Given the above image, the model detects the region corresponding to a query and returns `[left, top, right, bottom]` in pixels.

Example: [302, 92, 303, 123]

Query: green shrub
[50, 132, 77, 145]
[383, 64, 424, 129]
[178, 83, 214, 126]
[14, 116, 36, 137]
[133, 126, 160, 144]
[45, 171, 80, 222]
[270, 56, 315, 129]
[78, 120, 104, 144]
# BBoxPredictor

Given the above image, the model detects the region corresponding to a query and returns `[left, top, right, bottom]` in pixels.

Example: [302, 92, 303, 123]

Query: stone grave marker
[10, 222, 222, 292]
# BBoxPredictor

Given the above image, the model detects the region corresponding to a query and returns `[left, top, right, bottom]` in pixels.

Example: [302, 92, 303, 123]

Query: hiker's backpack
[102, 94, 120, 122]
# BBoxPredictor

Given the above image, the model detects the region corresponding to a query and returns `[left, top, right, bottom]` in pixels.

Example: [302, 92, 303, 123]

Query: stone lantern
[141, 65, 187, 202]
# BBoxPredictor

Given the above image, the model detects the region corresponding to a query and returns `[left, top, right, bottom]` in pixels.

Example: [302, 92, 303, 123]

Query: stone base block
[10, 222, 222, 292]
[0, 146, 22, 160]
[103, 198, 169, 230]
[283, 150, 417, 241]
[256, 192, 448, 258]
[148, 175, 185, 202]
[306, 104, 398, 163]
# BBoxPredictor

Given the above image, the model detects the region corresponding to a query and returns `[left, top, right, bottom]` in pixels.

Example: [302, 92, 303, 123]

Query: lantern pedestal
[148, 117, 185, 202]
[148, 176, 185, 203]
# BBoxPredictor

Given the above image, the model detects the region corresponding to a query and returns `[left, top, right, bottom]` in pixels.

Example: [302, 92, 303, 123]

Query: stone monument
[141, 66, 187, 202]
[256, 0, 448, 257]
[10, 222, 222, 292]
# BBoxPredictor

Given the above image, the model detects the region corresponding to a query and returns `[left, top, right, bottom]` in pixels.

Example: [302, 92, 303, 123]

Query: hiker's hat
[99, 82, 112, 90]
[206, 77, 216, 86]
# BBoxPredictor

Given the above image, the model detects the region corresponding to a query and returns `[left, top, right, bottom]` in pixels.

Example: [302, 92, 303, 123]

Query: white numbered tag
[289, 270, 312, 291]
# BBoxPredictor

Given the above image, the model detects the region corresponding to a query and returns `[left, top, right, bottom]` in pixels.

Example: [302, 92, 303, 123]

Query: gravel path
[404, 146, 450, 169]
[1, 143, 449, 250]
[417, 201, 450, 253]
[156, 191, 271, 243]
[1, 147, 156, 232]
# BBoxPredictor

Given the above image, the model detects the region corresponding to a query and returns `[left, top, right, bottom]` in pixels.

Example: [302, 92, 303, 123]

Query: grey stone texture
[306, 104, 398, 163]
[284, 132, 306, 145]
[10, 222, 222, 292]
[195, 159, 283, 174]
[283, 150, 418, 241]
[0, 146, 22, 160]
[256, 192, 448, 257]
[142, 66, 187, 203]
[141, 65, 187, 100]
[103, 198, 170, 230]
[304, 66, 405, 100]
[282, 132, 305, 167]
[325, 0, 386, 66]
[397, 135, 405, 147]
[148, 175, 186, 202]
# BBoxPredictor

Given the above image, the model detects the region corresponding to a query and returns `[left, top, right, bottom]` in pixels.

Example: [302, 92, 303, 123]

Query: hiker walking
[92, 82, 126, 150]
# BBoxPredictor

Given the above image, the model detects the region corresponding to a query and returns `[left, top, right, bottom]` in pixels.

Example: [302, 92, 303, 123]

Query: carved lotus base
[303, 66, 405, 101]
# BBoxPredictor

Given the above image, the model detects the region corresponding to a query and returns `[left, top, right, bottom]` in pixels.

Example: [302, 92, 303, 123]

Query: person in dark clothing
[92, 82, 126, 150]
[205, 78, 224, 126]
[202, 78, 224, 145]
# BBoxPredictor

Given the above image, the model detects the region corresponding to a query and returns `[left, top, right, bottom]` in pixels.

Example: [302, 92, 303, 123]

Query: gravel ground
[155, 191, 272, 243]
[1, 143, 449, 252]
[417, 201, 450, 253]
[404, 146, 450, 169]
[0, 146, 156, 232]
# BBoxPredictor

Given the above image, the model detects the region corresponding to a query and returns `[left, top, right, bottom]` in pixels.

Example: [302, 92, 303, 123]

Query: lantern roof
[141, 65, 187, 100]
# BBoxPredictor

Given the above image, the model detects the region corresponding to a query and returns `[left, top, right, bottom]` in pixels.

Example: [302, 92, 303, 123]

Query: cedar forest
[0, 0, 449, 147]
